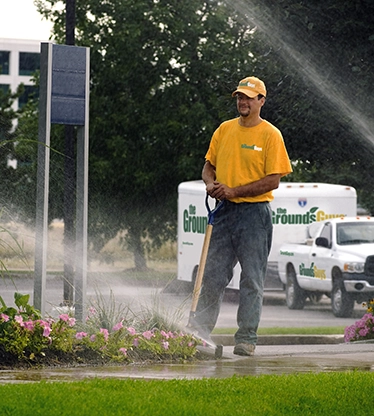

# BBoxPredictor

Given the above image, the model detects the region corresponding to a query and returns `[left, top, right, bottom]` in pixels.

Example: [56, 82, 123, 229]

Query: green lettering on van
[183, 209, 207, 234]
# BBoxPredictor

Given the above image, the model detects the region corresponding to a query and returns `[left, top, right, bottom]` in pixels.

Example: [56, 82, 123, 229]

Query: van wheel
[286, 264, 306, 309]
[331, 270, 354, 317]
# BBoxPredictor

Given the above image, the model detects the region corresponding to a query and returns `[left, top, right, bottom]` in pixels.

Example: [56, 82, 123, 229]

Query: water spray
[231, 0, 374, 147]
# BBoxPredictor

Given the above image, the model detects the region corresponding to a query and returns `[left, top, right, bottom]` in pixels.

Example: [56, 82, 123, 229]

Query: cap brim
[232, 88, 260, 98]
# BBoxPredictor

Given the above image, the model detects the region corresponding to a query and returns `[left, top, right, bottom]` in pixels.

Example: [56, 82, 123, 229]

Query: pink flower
[68, 317, 76, 327]
[112, 321, 124, 332]
[76, 332, 88, 340]
[127, 327, 137, 336]
[0, 313, 9, 322]
[59, 314, 69, 322]
[23, 320, 35, 331]
[142, 330, 154, 340]
[119, 348, 127, 356]
[34, 319, 51, 338]
[43, 326, 52, 337]
[90, 334, 96, 342]
[14, 315, 24, 326]
[162, 341, 169, 350]
[359, 328, 369, 337]
[100, 328, 109, 341]
[133, 338, 139, 347]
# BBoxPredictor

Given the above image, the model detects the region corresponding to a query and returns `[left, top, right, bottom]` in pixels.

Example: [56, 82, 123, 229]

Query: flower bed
[0, 292, 201, 368]
[344, 299, 374, 342]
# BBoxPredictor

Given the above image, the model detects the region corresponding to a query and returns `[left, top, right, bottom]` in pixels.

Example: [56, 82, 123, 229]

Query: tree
[0, 86, 25, 221]
[33, 0, 274, 269]
[238, 0, 374, 211]
[18, 0, 374, 274]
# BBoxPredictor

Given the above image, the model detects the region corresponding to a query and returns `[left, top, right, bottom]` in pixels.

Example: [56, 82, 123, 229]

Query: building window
[0, 84, 10, 94]
[0, 51, 10, 75]
[19, 52, 40, 76]
[18, 85, 39, 108]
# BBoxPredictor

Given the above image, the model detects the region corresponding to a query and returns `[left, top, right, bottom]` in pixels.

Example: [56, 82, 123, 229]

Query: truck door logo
[298, 198, 307, 207]
[299, 262, 326, 280]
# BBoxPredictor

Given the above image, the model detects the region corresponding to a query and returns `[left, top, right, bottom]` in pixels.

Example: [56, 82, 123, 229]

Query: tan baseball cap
[232, 76, 267, 98]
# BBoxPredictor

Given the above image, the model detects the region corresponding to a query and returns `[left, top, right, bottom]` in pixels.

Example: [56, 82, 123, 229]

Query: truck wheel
[286, 264, 306, 310]
[331, 271, 354, 317]
[309, 293, 323, 304]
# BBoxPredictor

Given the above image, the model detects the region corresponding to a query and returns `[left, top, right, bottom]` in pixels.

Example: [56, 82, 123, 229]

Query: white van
[177, 181, 357, 290]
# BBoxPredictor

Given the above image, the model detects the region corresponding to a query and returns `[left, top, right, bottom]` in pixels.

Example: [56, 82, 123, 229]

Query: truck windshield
[336, 222, 374, 245]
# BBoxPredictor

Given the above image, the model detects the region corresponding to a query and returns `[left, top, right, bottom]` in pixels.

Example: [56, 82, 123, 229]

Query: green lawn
[0, 372, 372, 415]
[213, 326, 346, 335]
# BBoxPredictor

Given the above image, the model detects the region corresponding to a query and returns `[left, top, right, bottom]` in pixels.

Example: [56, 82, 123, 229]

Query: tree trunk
[128, 227, 148, 271]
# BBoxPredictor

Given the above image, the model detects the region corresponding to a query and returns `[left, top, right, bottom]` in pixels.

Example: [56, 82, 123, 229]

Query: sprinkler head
[215, 344, 223, 359]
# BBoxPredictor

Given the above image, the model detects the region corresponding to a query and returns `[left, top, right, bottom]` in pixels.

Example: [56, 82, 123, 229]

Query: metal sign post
[35, 43, 89, 321]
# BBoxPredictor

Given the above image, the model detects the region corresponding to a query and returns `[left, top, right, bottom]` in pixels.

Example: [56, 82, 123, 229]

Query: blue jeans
[194, 200, 273, 345]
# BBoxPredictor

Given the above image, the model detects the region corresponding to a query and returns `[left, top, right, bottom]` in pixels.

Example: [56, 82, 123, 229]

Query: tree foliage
[0, 86, 26, 221]
[240, 0, 374, 210]
[33, 0, 276, 268]
[9, 0, 374, 269]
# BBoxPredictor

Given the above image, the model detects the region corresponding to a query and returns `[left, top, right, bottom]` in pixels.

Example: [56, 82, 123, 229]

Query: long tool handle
[187, 196, 224, 327]
[189, 223, 213, 315]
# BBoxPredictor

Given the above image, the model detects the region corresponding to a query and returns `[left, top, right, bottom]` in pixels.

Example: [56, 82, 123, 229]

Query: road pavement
[0, 273, 366, 330]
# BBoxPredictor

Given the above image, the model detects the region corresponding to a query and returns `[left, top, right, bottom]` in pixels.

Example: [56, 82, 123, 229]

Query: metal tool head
[215, 344, 223, 359]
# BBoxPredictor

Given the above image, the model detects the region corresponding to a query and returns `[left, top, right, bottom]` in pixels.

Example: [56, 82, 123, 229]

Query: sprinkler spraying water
[229, 0, 374, 148]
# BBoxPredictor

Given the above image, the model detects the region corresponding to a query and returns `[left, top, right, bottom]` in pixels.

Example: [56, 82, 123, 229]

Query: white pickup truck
[278, 216, 374, 317]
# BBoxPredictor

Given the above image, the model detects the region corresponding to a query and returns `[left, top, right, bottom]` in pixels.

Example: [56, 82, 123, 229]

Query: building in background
[0, 38, 43, 110]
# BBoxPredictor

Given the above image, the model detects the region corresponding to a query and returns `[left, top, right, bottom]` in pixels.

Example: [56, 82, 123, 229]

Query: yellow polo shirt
[205, 118, 292, 203]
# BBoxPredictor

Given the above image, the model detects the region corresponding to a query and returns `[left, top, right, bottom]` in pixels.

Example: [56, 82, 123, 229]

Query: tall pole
[63, 0, 76, 306]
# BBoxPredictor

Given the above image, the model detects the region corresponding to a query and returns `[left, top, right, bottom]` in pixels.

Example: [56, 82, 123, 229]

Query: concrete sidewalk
[1, 341, 373, 383]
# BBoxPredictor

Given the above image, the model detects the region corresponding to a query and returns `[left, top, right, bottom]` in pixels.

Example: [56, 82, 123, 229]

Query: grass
[0, 372, 372, 415]
[213, 326, 346, 335]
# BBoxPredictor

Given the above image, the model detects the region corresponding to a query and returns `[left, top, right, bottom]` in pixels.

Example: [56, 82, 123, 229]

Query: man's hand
[206, 181, 235, 200]
[206, 174, 281, 201]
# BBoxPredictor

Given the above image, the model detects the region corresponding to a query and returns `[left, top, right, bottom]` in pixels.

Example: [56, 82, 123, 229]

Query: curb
[211, 334, 344, 346]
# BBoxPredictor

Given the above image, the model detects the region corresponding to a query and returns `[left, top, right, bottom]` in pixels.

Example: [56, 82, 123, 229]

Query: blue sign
[51, 44, 87, 125]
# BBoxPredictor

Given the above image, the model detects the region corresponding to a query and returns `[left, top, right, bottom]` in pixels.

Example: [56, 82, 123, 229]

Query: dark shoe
[233, 343, 255, 356]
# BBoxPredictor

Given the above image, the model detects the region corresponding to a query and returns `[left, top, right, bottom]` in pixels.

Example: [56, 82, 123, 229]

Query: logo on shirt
[241, 144, 262, 151]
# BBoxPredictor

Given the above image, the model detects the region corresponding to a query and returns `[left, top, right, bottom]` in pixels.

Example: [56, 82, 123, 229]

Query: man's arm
[206, 173, 281, 201]
[202, 161, 216, 192]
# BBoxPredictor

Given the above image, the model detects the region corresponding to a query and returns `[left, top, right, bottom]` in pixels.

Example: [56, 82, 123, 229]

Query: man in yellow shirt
[194, 76, 292, 356]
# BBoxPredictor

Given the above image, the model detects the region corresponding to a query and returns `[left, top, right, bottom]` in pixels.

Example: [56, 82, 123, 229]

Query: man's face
[236, 92, 265, 118]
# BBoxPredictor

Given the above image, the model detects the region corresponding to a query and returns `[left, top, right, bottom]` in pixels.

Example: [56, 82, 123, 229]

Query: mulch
[0, 345, 213, 370]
